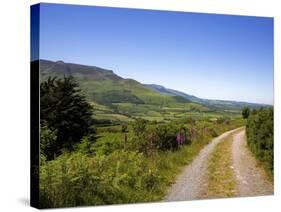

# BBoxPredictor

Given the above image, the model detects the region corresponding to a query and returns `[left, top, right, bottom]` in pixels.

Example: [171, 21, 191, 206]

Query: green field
[90, 100, 240, 126]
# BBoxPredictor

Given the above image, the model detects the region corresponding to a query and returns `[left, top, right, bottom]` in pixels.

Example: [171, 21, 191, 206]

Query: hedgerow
[246, 108, 273, 173]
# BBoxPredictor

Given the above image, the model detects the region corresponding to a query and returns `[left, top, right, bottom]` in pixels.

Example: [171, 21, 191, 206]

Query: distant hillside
[39, 60, 191, 106]
[38, 59, 269, 123]
[144, 84, 270, 112]
[144, 84, 200, 102]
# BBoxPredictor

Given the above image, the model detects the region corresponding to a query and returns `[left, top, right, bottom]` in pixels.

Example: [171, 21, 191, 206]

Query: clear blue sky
[38, 3, 274, 104]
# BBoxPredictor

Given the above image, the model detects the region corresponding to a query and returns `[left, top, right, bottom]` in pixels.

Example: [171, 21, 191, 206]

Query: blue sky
[38, 3, 274, 104]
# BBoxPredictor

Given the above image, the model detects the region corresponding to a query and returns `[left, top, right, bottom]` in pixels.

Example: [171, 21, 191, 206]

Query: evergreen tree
[40, 76, 94, 160]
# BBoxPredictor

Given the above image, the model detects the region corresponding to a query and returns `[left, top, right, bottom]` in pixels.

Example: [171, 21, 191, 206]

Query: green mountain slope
[144, 84, 270, 112]
[40, 60, 193, 106]
[39, 60, 211, 123]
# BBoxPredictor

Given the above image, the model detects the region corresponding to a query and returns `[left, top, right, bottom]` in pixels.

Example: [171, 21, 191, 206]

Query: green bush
[129, 120, 191, 154]
[246, 108, 273, 173]
[40, 150, 161, 208]
[242, 107, 250, 119]
[93, 132, 124, 155]
[40, 123, 57, 162]
[75, 136, 93, 155]
[147, 124, 179, 151]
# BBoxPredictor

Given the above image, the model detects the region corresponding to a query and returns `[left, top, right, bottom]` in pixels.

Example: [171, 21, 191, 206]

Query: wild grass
[205, 134, 237, 198]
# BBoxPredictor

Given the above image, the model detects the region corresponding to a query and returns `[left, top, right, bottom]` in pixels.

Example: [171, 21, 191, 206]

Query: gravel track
[165, 127, 243, 201]
[232, 130, 273, 197]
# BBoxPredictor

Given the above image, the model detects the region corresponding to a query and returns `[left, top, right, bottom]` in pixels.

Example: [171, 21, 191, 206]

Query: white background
[0, 0, 280, 211]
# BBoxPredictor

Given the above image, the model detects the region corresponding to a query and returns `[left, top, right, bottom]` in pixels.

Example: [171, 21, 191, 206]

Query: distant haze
[38, 3, 274, 105]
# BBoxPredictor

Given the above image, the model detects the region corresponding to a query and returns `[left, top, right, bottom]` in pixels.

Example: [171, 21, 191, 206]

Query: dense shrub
[148, 124, 190, 151]
[132, 118, 147, 137]
[93, 132, 124, 155]
[39, 150, 161, 208]
[129, 119, 191, 154]
[129, 119, 154, 154]
[150, 124, 178, 151]
[75, 136, 93, 155]
[246, 108, 273, 172]
[40, 123, 57, 162]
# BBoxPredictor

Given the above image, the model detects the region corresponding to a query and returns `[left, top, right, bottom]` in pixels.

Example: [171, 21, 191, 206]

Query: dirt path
[165, 127, 243, 201]
[232, 130, 273, 197]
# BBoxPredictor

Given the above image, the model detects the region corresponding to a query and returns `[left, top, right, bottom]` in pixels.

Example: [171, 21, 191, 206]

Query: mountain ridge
[39, 59, 192, 107]
[38, 59, 270, 112]
[144, 83, 271, 110]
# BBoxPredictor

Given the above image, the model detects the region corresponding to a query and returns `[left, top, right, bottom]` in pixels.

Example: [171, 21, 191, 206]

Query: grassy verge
[205, 134, 237, 198]
[151, 135, 214, 199]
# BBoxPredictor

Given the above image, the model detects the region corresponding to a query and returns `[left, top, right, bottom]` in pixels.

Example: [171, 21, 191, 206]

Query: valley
[39, 59, 266, 126]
